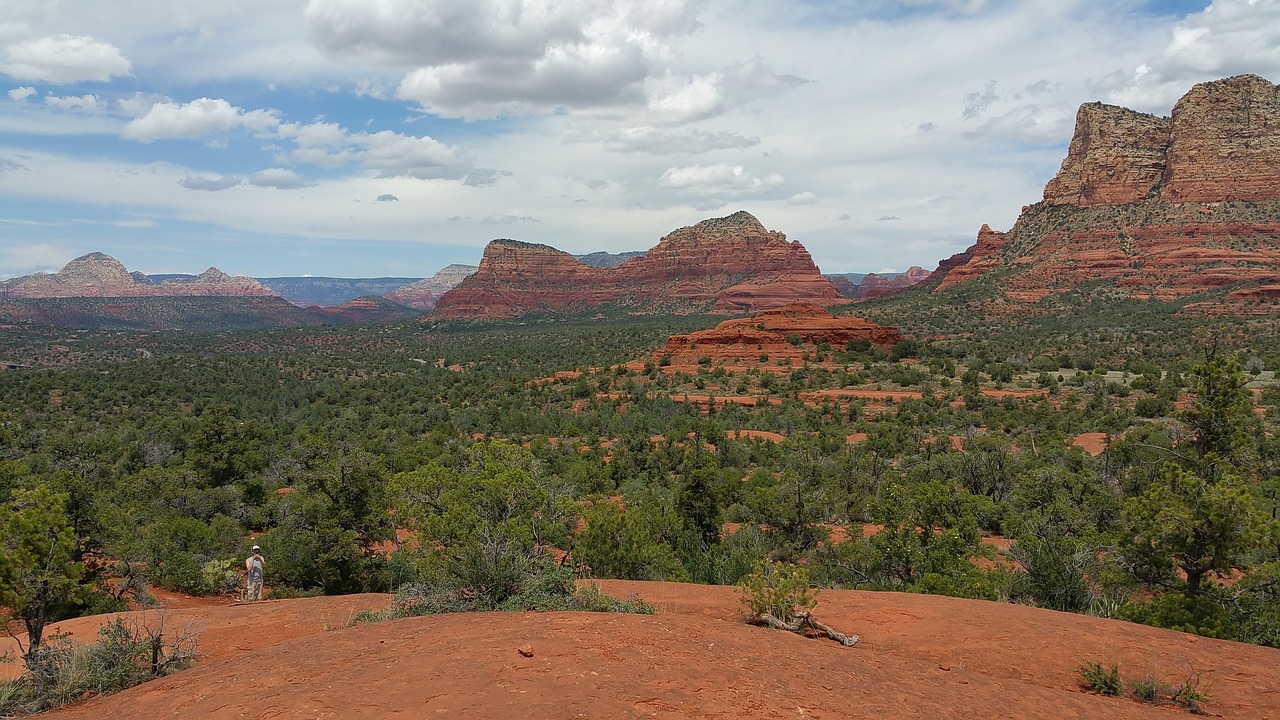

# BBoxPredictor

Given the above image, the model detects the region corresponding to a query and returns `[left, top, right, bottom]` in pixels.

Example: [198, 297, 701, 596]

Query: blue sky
[2, 0, 1276, 280]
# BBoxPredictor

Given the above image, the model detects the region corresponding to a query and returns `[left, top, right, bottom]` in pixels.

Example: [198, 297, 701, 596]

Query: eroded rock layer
[432, 211, 844, 319]
[654, 302, 900, 366]
[384, 264, 477, 311]
[931, 74, 1280, 314]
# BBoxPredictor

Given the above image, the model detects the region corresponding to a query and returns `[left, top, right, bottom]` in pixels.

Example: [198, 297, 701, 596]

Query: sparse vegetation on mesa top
[0, 294, 1278, 674]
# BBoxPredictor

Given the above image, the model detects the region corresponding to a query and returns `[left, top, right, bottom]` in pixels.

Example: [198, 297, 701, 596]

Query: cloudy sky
[2, 0, 1278, 280]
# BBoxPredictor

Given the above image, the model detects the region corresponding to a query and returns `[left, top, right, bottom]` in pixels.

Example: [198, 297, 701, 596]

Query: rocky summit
[930, 74, 1280, 314]
[431, 211, 845, 319]
[1, 252, 278, 300]
[384, 264, 478, 311]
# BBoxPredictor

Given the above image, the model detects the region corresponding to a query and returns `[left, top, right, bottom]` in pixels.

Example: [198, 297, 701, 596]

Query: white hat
[252, 545, 261, 551]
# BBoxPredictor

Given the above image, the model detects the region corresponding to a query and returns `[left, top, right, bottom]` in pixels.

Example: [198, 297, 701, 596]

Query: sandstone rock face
[1042, 103, 1170, 206]
[432, 211, 845, 319]
[654, 302, 901, 367]
[384, 264, 477, 310]
[1161, 74, 1280, 203]
[2, 253, 279, 300]
[930, 74, 1280, 314]
[857, 266, 931, 299]
[934, 225, 1009, 291]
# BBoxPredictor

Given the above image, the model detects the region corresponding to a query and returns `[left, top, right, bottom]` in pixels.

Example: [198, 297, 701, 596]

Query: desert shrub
[1172, 670, 1211, 713]
[1117, 591, 1232, 639]
[1, 614, 199, 714]
[201, 559, 241, 596]
[572, 583, 654, 614]
[685, 523, 772, 586]
[1134, 396, 1173, 418]
[737, 559, 817, 623]
[265, 585, 325, 600]
[1129, 672, 1170, 703]
[1008, 532, 1095, 612]
[1077, 660, 1122, 695]
[1228, 560, 1280, 647]
[0, 678, 29, 715]
[389, 442, 579, 609]
[355, 557, 652, 623]
[574, 500, 689, 582]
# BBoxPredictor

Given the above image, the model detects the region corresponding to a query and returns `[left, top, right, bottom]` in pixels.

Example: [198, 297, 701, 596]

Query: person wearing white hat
[245, 545, 265, 601]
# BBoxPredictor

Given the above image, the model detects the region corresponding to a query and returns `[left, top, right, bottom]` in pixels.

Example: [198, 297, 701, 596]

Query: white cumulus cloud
[44, 93, 106, 113]
[660, 163, 784, 193]
[121, 98, 280, 142]
[1, 34, 132, 83]
[248, 168, 312, 189]
[305, 0, 707, 119]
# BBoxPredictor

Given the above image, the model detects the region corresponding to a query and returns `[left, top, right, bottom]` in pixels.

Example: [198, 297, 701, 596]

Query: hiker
[245, 545, 265, 601]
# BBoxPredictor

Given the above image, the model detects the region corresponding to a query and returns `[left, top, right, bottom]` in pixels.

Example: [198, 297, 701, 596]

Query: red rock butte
[654, 302, 901, 366]
[431, 211, 845, 319]
[929, 74, 1280, 313]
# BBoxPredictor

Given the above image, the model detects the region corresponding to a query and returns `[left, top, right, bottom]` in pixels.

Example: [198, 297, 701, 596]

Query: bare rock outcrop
[1161, 74, 1280, 203]
[385, 264, 477, 310]
[432, 211, 845, 319]
[1041, 103, 1171, 206]
[654, 302, 900, 367]
[857, 266, 931, 299]
[929, 74, 1280, 314]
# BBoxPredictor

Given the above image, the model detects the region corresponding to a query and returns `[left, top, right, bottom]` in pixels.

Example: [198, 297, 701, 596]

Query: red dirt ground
[1073, 432, 1110, 456]
[17, 582, 1280, 719]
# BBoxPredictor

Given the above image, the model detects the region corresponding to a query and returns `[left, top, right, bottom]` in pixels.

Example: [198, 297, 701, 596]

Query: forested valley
[3, 297, 1280, 654]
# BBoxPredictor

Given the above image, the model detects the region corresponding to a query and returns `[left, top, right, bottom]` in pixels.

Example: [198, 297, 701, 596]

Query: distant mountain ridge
[431, 211, 846, 319]
[826, 268, 931, 300]
[0, 254, 421, 330]
[1, 253, 277, 300]
[253, 277, 428, 308]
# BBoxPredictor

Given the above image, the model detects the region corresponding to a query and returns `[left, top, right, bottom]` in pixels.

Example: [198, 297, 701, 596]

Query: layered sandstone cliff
[930, 74, 1280, 313]
[857, 266, 931, 299]
[654, 302, 900, 367]
[432, 211, 845, 319]
[2, 253, 278, 299]
[384, 264, 477, 310]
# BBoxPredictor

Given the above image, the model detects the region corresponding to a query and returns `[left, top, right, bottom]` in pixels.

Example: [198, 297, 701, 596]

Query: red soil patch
[847, 432, 868, 444]
[30, 583, 1280, 720]
[981, 389, 1044, 399]
[1073, 432, 1110, 456]
[1, 594, 388, 682]
[727, 430, 786, 443]
[669, 393, 780, 409]
[806, 388, 923, 401]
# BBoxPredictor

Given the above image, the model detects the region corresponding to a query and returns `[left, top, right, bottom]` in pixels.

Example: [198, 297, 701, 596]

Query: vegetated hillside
[25, 583, 1280, 720]
[432, 210, 844, 319]
[255, 276, 425, 307]
[0, 296, 333, 332]
[926, 74, 1280, 316]
[312, 296, 422, 324]
[0, 291, 422, 332]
